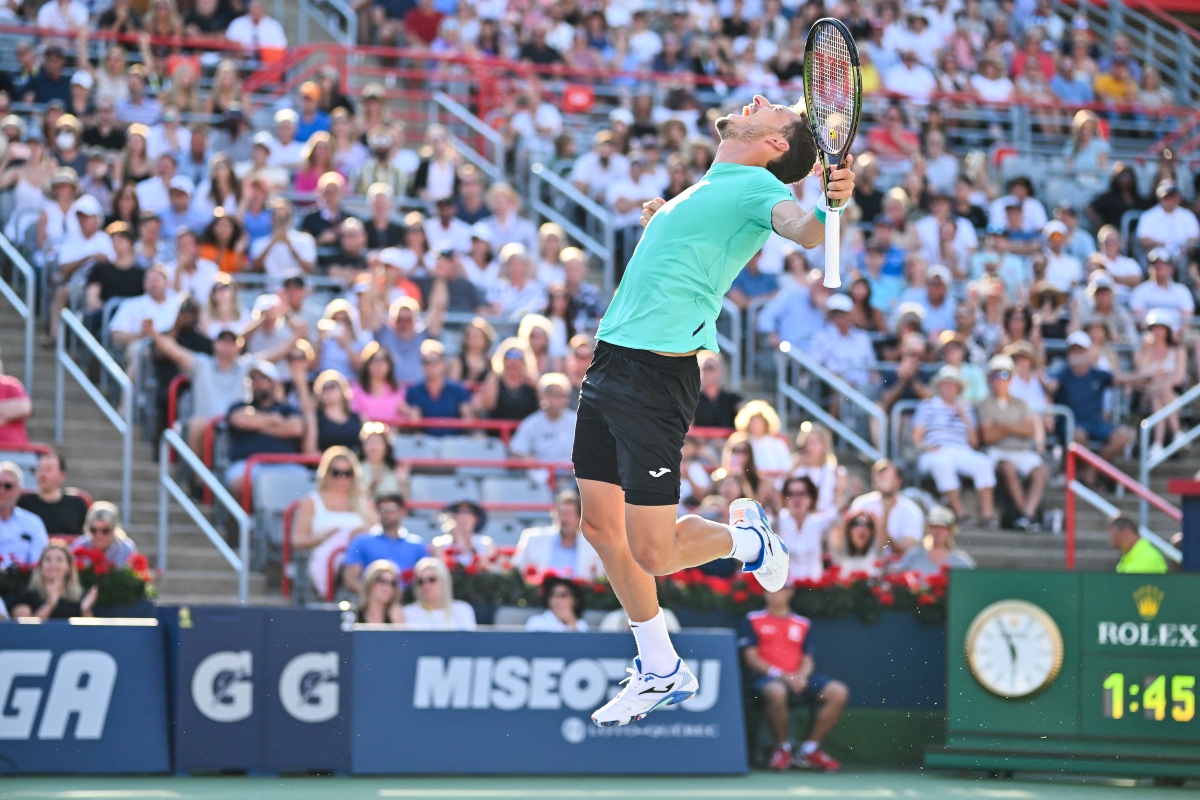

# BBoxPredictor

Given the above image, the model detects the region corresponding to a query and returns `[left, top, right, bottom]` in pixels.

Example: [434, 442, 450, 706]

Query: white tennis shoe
[731, 497, 789, 592]
[591, 658, 698, 727]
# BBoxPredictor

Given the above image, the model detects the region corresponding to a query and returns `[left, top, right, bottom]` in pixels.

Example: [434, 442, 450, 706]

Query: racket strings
[810, 24, 854, 154]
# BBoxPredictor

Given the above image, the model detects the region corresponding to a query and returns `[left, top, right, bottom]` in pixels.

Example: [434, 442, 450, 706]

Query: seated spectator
[294, 448, 377, 598]
[223, 361, 307, 497]
[810, 294, 879, 405]
[152, 328, 258, 455]
[513, 490, 603, 579]
[73, 502, 137, 566]
[414, 246, 487, 315]
[829, 511, 882, 577]
[9, 540, 97, 620]
[1136, 183, 1200, 261]
[788, 423, 847, 513]
[109, 266, 182, 351]
[727, 250, 778, 311]
[938, 332, 988, 405]
[1041, 221, 1084, 292]
[403, 556, 477, 630]
[363, 184, 406, 249]
[680, 436, 716, 506]
[733, 400, 792, 484]
[299, 371, 364, 455]
[879, 333, 933, 415]
[430, 499, 496, 570]
[227, 0, 289, 59]
[526, 576, 588, 632]
[740, 585, 847, 772]
[911, 366, 996, 525]
[892, 505, 975, 576]
[402, 340, 474, 435]
[1109, 515, 1168, 574]
[849, 459, 923, 553]
[449, 318, 496, 390]
[355, 559, 405, 624]
[488, 244, 548, 321]
[777, 476, 839, 583]
[759, 269, 829, 352]
[1134, 311, 1187, 461]
[475, 338, 540, 423]
[1131, 249, 1195, 325]
[358, 423, 408, 500]
[250, 199, 318, 280]
[0, 461, 49, 567]
[366, 296, 443, 388]
[509, 373, 577, 466]
[17, 451, 89, 535]
[0, 350, 31, 447]
[342, 493, 426, 594]
[978, 355, 1048, 531]
[1048, 331, 1135, 484]
[352, 343, 408, 423]
[85, 223, 145, 317]
[313, 299, 369, 381]
[694, 351, 742, 429]
[1080, 273, 1139, 348]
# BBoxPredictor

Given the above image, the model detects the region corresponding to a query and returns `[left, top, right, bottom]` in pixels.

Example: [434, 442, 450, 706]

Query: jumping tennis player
[574, 94, 856, 728]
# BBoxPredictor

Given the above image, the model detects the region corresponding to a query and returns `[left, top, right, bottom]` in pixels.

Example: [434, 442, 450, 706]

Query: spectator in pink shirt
[352, 342, 408, 423]
[0, 348, 31, 448]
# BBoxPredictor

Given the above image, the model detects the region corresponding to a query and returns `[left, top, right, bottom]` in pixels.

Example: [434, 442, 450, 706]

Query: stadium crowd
[0, 0, 1187, 629]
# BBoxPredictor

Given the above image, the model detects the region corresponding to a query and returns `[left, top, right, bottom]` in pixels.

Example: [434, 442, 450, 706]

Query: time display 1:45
[1102, 673, 1195, 721]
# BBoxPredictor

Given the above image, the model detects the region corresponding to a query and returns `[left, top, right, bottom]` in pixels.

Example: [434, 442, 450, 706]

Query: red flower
[591, 582, 607, 595]
[732, 589, 748, 604]
[129, 553, 149, 573]
[917, 594, 935, 606]
[92, 560, 110, 576]
[878, 591, 895, 606]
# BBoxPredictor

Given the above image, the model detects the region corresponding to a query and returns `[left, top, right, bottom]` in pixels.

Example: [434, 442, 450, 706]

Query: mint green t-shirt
[596, 163, 795, 354]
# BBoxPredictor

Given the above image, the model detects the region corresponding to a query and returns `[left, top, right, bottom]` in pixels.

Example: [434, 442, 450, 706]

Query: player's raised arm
[771, 155, 856, 249]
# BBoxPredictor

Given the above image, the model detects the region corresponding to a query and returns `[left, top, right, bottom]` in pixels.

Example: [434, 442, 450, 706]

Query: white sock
[800, 740, 819, 756]
[726, 523, 764, 564]
[630, 609, 679, 676]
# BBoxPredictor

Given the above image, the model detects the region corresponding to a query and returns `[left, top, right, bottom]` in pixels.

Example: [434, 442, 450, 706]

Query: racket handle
[823, 209, 841, 289]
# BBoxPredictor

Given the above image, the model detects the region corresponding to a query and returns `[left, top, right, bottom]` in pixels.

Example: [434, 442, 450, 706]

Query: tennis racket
[803, 18, 862, 289]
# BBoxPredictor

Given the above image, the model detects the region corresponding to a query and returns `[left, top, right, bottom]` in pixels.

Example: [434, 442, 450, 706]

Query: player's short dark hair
[765, 112, 818, 185]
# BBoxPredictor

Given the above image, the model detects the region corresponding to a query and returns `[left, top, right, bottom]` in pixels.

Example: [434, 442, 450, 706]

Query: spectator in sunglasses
[355, 560, 406, 624]
[72, 502, 137, 566]
[402, 556, 477, 630]
[979, 354, 1048, 531]
[0, 461, 48, 567]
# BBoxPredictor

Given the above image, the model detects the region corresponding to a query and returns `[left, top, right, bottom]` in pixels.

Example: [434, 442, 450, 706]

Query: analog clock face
[966, 600, 1064, 698]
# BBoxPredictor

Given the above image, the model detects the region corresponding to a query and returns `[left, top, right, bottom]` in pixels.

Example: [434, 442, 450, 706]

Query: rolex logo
[1133, 585, 1164, 620]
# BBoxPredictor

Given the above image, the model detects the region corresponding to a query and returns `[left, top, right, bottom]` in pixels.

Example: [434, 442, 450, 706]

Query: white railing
[159, 429, 251, 604]
[775, 342, 887, 462]
[286, 0, 357, 46]
[54, 310, 131, 524]
[528, 162, 617, 296]
[430, 91, 506, 182]
[0, 233, 33, 393]
[1137, 381, 1200, 528]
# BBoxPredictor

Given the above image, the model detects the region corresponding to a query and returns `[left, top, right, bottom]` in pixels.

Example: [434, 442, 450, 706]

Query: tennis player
[575, 94, 856, 727]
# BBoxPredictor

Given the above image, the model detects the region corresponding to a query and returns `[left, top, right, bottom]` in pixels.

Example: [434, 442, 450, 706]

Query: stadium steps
[0, 312, 280, 607]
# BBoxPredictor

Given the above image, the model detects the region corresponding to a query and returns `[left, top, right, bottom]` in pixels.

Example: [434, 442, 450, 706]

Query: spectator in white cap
[425, 195, 473, 254]
[810, 293, 879, 402]
[68, 71, 94, 118]
[1077, 272, 1138, 347]
[1136, 182, 1200, 259]
[462, 222, 498, 289]
[899, 262, 956, 338]
[224, 359, 307, 497]
[977, 354, 1047, 530]
[243, 292, 299, 370]
[1045, 330, 1136, 486]
[49, 194, 116, 342]
[892, 504, 975, 576]
[250, 198, 317, 280]
[487, 243, 547, 321]
[159, 176, 208, 254]
[267, 109, 305, 169]
[1042, 220, 1083, 291]
[1134, 309, 1186, 461]
[911, 365, 997, 526]
[1131, 248, 1195, 326]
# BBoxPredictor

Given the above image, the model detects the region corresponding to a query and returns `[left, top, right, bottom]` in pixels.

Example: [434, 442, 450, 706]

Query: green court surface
[1, 772, 1192, 800]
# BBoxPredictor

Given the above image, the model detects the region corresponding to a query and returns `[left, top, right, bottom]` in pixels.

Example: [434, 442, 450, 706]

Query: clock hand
[999, 626, 1017, 674]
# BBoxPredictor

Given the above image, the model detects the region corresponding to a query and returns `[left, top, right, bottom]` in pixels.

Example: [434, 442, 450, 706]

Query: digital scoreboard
[927, 571, 1200, 780]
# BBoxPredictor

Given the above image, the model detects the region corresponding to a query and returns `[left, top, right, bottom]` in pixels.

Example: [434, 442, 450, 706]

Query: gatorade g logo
[0, 650, 117, 740]
[279, 652, 339, 723]
[191, 651, 253, 722]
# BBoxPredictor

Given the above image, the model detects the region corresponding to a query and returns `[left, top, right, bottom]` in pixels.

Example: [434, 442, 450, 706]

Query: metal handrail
[54, 310, 132, 524]
[1137, 381, 1200, 527]
[0, 233, 33, 393]
[431, 91, 505, 181]
[159, 429, 251, 604]
[1065, 443, 1182, 570]
[716, 297, 742, 391]
[528, 162, 616, 296]
[287, 0, 357, 46]
[775, 341, 887, 462]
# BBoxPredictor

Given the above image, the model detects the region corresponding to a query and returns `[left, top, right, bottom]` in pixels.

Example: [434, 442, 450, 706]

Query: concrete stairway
[0, 308, 280, 606]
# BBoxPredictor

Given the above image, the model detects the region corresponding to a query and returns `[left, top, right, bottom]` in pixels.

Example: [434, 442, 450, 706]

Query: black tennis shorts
[572, 340, 700, 506]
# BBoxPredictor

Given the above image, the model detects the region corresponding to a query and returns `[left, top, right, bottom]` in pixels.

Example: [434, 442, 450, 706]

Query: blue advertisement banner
[350, 629, 748, 775]
[0, 622, 171, 774]
[171, 607, 352, 773]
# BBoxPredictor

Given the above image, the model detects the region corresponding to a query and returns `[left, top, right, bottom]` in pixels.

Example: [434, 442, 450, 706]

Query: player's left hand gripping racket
[803, 18, 862, 290]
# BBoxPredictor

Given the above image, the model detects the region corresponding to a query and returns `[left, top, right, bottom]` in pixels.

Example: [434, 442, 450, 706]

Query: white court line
[379, 789, 900, 798]
[5, 793, 183, 799]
